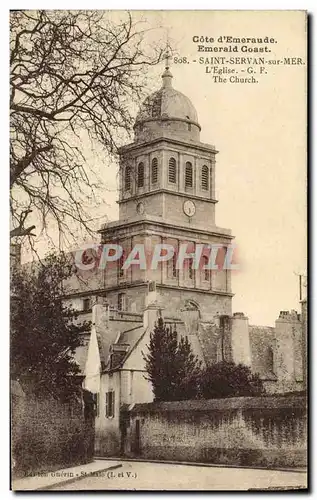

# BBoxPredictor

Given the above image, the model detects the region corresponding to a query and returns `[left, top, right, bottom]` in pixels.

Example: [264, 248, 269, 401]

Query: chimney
[143, 303, 161, 331]
[231, 312, 251, 366]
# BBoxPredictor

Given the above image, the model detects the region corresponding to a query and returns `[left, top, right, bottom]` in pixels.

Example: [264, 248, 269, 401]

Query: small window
[83, 298, 91, 311]
[185, 162, 193, 188]
[137, 162, 144, 188]
[188, 123, 191, 131]
[124, 166, 131, 191]
[168, 157, 176, 183]
[105, 391, 115, 418]
[94, 393, 100, 417]
[118, 293, 126, 311]
[202, 255, 209, 281]
[151, 158, 158, 184]
[202, 165, 209, 190]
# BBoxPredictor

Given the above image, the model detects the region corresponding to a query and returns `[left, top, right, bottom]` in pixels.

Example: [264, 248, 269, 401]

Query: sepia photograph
[10, 9, 307, 491]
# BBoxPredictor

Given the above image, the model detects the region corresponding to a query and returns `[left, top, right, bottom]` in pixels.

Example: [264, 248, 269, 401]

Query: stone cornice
[99, 217, 233, 240]
[134, 115, 202, 131]
[101, 281, 234, 297]
[119, 136, 218, 155]
[118, 189, 218, 205]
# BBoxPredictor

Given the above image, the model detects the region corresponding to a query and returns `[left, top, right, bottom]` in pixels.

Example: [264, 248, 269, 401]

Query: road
[51, 460, 307, 491]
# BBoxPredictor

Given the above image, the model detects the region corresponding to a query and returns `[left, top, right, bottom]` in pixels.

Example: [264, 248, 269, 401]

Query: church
[63, 62, 307, 456]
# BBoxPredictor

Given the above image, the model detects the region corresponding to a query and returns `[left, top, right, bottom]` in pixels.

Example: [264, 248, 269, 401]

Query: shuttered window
[151, 158, 158, 184]
[137, 162, 144, 188]
[185, 162, 193, 188]
[105, 391, 115, 418]
[168, 157, 176, 183]
[94, 393, 100, 417]
[124, 166, 131, 191]
[202, 165, 209, 190]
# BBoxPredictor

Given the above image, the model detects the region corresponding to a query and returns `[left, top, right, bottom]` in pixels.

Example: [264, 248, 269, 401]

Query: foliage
[10, 252, 90, 400]
[10, 10, 162, 243]
[199, 361, 265, 399]
[143, 317, 202, 401]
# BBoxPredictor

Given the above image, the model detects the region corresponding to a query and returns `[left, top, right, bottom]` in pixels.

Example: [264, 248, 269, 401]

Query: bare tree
[10, 10, 162, 245]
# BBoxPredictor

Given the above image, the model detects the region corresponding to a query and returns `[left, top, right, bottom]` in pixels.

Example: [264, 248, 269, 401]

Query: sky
[131, 11, 307, 326]
[19, 10, 307, 326]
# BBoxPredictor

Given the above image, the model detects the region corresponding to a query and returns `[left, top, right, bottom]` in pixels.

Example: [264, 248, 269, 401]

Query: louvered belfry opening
[137, 162, 144, 187]
[185, 162, 193, 188]
[202, 165, 209, 190]
[124, 166, 131, 191]
[151, 157, 158, 184]
[168, 157, 176, 183]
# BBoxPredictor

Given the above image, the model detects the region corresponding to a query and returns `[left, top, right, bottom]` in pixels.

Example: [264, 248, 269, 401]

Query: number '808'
[173, 57, 188, 64]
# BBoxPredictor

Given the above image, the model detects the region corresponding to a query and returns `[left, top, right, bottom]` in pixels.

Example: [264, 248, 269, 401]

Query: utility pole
[294, 272, 307, 302]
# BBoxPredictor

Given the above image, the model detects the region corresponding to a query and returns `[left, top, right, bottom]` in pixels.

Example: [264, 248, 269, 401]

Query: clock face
[183, 200, 196, 217]
[136, 202, 145, 215]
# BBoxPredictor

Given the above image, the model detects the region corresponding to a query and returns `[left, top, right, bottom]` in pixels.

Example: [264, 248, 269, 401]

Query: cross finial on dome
[164, 45, 171, 70]
[162, 44, 173, 88]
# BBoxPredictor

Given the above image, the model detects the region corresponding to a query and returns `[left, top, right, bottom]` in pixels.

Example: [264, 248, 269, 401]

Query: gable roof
[109, 325, 146, 370]
[96, 319, 142, 370]
[74, 344, 89, 374]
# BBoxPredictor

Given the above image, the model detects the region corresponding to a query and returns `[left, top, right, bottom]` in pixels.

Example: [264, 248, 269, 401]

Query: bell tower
[99, 62, 234, 320]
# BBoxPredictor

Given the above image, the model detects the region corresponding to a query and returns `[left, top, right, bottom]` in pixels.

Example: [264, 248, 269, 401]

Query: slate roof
[74, 344, 89, 374]
[73, 308, 281, 384]
[97, 319, 143, 370]
[108, 325, 145, 370]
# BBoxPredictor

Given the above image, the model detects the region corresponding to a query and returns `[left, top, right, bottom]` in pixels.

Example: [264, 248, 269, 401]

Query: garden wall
[123, 395, 307, 468]
[11, 389, 95, 478]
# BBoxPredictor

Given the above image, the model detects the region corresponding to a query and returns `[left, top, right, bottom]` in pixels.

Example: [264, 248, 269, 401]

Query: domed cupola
[134, 65, 201, 143]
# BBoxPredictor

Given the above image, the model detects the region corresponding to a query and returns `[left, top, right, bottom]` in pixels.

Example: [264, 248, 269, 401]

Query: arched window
[185, 162, 193, 188]
[202, 165, 209, 190]
[185, 300, 200, 311]
[151, 158, 158, 184]
[124, 166, 131, 191]
[137, 162, 144, 188]
[202, 255, 209, 281]
[168, 157, 176, 183]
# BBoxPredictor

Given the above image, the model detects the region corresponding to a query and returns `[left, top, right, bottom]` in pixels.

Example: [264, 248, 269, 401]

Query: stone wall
[11, 391, 94, 478]
[123, 396, 307, 468]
